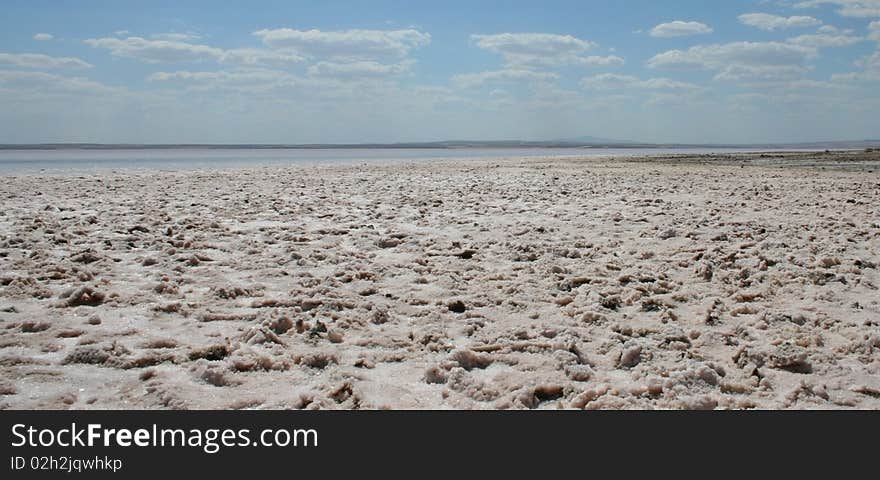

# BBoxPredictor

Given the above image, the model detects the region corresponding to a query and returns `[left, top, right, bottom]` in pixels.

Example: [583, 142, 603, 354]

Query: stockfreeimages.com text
[11, 423, 317, 454]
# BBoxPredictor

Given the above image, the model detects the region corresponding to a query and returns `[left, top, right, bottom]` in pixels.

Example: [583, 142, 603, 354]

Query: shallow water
[0, 147, 804, 174]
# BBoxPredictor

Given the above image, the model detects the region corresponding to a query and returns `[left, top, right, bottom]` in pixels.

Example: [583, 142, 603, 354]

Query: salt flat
[1, 151, 878, 409]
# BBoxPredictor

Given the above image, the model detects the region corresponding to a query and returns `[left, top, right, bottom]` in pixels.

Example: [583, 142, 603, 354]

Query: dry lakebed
[1, 150, 879, 409]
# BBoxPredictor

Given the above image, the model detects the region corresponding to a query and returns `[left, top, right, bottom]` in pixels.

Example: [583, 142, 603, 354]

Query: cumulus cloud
[144, 66, 436, 110]
[148, 69, 289, 84]
[794, 1, 880, 18]
[581, 73, 699, 90]
[738, 13, 822, 31]
[870, 21, 880, 40]
[307, 61, 411, 78]
[452, 69, 559, 88]
[85, 36, 224, 63]
[144, 69, 317, 98]
[469, 32, 621, 67]
[147, 67, 415, 94]
[713, 64, 811, 82]
[649, 21, 713, 38]
[647, 41, 818, 81]
[85, 36, 303, 66]
[33, 33, 54, 41]
[0, 52, 92, 69]
[831, 49, 880, 81]
[148, 71, 219, 82]
[858, 49, 880, 77]
[787, 33, 864, 47]
[151, 32, 201, 41]
[648, 41, 817, 69]
[572, 55, 625, 67]
[219, 49, 304, 66]
[252, 28, 430, 59]
[0, 70, 116, 95]
[472, 33, 594, 57]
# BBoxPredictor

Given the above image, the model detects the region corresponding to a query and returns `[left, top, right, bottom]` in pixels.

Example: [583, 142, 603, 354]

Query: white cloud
[453, 69, 558, 88]
[148, 71, 216, 82]
[738, 13, 822, 31]
[858, 49, 879, 77]
[472, 33, 594, 57]
[648, 41, 819, 82]
[85, 36, 224, 63]
[787, 33, 864, 47]
[0, 70, 116, 95]
[713, 64, 811, 81]
[581, 73, 699, 90]
[308, 60, 411, 78]
[470, 32, 622, 67]
[870, 21, 880, 40]
[154, 59, 403, 84]
[145, 67, 420, 101]
[219, 48, 304, 66]
[85, 36, 303, 66]
[0, 52, 92, 69]
[831, 49, 880, 81]
[145, 69, 318, 98]
[829, 71, 861, 81]
[142, 67, 454, 120]
[33, 33, 54, 41]
[148, 69, 289, 84]
[252, 28, 430, 59]
[649, 21, 713, 38]
[151, 32, 201, 42]
[648, 41, 817, 69]
[573, 55, 625, 67]
[794, 1, 880, 18]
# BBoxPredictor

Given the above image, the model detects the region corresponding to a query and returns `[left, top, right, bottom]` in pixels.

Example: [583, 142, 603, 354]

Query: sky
[1, 0, 879, 144]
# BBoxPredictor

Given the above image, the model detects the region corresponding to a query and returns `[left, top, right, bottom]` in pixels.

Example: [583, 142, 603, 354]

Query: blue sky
[1, 0, 879, 143]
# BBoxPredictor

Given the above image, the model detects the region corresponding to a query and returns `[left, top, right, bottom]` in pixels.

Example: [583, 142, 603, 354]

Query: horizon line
[2, 139, 880, 150]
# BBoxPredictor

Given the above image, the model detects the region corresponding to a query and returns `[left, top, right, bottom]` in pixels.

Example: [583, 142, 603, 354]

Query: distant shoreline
[1, 140, 879, 151]
[2, 148, 878, 176]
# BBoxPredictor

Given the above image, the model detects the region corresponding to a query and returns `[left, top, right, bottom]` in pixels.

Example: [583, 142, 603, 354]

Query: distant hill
[551, 135, 636, 145]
